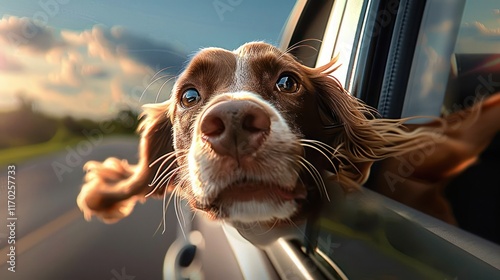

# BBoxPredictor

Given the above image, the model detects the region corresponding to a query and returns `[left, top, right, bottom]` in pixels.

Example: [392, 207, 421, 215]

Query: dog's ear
[77, 100, 176, 223]
[306, 62, 440, 191]
[307, 67, 374, 190]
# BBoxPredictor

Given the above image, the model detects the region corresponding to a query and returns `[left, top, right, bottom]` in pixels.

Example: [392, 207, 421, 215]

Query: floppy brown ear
[308, 69, 375, 191]
[307, 62, 440, 191]
[77, 100, 177, 223]
[373, 93, 500, 184]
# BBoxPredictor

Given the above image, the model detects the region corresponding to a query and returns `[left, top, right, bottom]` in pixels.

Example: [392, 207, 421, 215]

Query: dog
[77, 42, 500, 227]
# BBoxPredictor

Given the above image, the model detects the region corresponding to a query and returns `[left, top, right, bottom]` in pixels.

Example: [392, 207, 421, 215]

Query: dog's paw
[77, 158, 143, 224]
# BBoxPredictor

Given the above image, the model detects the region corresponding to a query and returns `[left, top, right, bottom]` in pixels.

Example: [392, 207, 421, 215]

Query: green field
[0, 101, 139, 166]
[0, 126, 84, 166]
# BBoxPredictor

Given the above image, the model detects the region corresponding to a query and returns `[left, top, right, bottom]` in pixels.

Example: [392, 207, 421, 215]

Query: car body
[165, 0, 500, 279]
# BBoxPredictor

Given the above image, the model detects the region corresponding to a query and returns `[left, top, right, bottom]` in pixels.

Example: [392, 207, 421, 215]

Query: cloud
[456, 21, 500, 53]
[0, 16, 64, 53]
[0, 16, 188, 119]
[461, 21, 500, 39]
[0, 15, 188, 73]
[48, 53, 83, 87]
[431, 20, 453, 33]
[62, 25, 187, 74]
[0, 51, 23, 72]
[420, 46, 444, 97]
[46, 50, 109, 89]
[81, 64, 109, 79]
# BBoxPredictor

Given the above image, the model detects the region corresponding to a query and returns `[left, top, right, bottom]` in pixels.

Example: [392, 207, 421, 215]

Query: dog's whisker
[155, 75, 177, 103]
[256, 219, 280, 235]
[300, 139, 341, 154]
[153, 184, 178, 236]
[149, 151, 187, 185]
[146, 170, 174, 197]
[158, 188, 170, 235]
[150, 66, 176, 82]
[281, 38, 322, 58]
[140, 66, 176, 102]
[190, 207, 198, 223]
[174, 192, 185, 235]
[149, 151, 175, 167]
[146, 164, 186, 198]
[304, 139, 364, 178]
[149, 156, 177, 186]
[149, 153, 187, 187]
[332, 149, 364, 177]
[300, 142, 339, 174]
[298, 159, 323, 196]
[300, 138, 344, 159]
[153, 164, 184, 190]
[298, 157, 330, 201]
[177, 179, 193, 232]
[161, 177, 192, 236]
[140, 73, 176, 103]
[177, 190, 189, 230]
[285, 218, 312, 245]
[171, 185, 190, 239]
[162, 179, 180, 234]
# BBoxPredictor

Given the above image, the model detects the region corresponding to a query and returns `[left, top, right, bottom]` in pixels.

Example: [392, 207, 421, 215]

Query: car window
[402, 0, 500, 118]
[392, 0, 500, 245]
[285, 1, 500, 278]
[313, 0, 366, 90]
[309, 186, 500, 279]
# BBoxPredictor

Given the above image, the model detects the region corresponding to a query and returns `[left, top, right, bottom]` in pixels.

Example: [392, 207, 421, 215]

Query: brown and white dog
[77, 42, 500, 226]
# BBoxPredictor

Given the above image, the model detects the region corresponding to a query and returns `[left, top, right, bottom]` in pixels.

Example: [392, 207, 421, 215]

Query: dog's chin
[196, 182, 308, 224]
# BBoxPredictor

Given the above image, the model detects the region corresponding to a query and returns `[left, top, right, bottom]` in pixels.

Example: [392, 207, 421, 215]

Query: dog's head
[145, 42, 379, 224]
[79, 42, 436, 225]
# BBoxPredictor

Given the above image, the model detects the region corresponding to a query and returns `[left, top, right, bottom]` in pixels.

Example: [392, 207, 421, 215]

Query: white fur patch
[225, 200, 297, 223]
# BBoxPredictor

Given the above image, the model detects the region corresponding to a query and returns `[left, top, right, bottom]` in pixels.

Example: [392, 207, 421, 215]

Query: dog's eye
[181, 88, 201, 108]
[276, 75, 299, 93]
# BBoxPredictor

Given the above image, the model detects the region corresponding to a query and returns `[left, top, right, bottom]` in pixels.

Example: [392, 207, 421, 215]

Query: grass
[0, 102, 139, 166]
[0, 126, 84, 166]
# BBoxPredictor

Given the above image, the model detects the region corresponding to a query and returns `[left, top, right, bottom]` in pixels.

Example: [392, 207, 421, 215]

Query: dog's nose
[200, 100, 271, 157]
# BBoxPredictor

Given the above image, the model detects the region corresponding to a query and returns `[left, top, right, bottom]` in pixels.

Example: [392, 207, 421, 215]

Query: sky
[456, 0, 500, 53]
[401, 0, 500, 118]
[1, 0, 499, 120]
[0, 0, 296, 119]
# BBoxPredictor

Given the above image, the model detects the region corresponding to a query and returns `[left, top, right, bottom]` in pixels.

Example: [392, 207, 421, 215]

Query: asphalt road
[0, 137, 179, 280]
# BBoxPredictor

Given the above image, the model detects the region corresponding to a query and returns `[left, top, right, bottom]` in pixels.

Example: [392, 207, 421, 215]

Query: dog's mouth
[192, 180, 308, 223]
[215, 181, 307, 203]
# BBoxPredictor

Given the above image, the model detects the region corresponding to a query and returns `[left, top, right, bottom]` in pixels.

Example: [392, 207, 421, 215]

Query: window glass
[376, 0, 500, 244]
[444, 0, 500, 112]
[309, 188, 500, 279]
[401, 0, 500, 118]
[316, 0, 365, 89]
[308, 1, 500, 276]
[400, 0, 465, 118]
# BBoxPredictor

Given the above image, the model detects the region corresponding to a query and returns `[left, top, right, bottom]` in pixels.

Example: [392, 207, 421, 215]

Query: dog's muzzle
[200, 99, 271, 159]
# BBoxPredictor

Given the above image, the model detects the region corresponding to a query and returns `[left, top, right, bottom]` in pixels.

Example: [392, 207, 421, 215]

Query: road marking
[0, 207, 82, 260]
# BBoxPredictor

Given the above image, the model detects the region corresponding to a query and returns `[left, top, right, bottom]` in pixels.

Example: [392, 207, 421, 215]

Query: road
[0, 137, 179, 280]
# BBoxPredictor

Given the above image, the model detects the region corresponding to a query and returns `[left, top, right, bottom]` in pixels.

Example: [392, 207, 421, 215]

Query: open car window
[402, 0, 500, 118]
[277, 0, 500, 279]
[400, 0, 500, 244]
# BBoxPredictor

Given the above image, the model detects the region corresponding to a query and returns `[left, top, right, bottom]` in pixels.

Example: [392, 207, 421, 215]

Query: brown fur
[77, 42, 500, 225]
